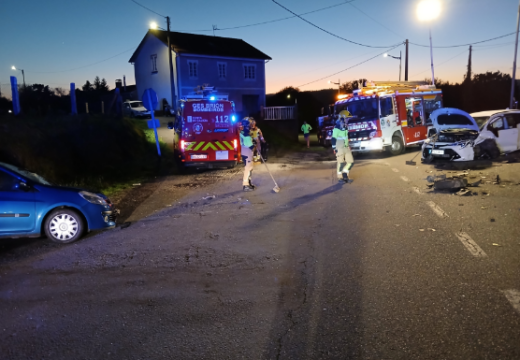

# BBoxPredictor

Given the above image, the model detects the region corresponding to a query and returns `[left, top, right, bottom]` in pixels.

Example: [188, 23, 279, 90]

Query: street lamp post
[328, 79, 341, 96]
[417, 0, 441, 86]
[384, 52, 402, 81]
[11, 66, 26, 87]
[510, 0, 520, 109]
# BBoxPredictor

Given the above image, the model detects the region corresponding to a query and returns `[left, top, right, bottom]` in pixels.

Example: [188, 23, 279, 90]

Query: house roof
[129, 30, 272, 63]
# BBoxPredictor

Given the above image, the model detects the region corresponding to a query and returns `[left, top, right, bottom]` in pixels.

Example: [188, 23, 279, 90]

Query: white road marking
[383, 162, 390, 166]
[392, 168, 399, 173]
[400, 176, 409, 182]
[426, 201, 449, 218]
[502, 289, 520, 316]
[455, 232, 487, 258]
[413, 187, 422, 195]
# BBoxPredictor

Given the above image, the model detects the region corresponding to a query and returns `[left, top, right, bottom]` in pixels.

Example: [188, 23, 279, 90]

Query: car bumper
[422, 143, 475, 161]
[350, 138, 384, 152]
[183, 160, 237, 169]
[82, 203, 119, 231]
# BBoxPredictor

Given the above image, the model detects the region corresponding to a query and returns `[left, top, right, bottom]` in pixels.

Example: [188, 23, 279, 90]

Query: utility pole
[465, 45, 472, 83]
[429, 29, 435, 86]
[510, 0, 520, 109]
[405, 39, 409, 81]
[166, 16, 177, 112]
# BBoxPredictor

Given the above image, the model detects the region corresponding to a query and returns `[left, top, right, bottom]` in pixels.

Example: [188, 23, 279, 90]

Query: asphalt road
[1, 147, 520, 359]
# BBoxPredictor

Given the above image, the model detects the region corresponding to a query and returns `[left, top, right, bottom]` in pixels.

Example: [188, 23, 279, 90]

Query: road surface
[1, 147, 520, 359]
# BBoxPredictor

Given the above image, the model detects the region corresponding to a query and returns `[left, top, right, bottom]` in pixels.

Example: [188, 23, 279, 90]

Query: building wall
[133, 34, 177, 110]
[177, 54, 266, 116]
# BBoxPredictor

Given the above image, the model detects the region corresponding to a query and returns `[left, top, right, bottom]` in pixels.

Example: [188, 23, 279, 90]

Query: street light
[417, 0, 441, 86]
[150, 18, 176, 112]
[11, 66, 26, 87]
[383, 52, 402, 81]
[328, 79, 341, 95]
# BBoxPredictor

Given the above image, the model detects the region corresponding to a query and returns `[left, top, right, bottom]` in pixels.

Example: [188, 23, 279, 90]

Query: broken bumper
[422, 143, 475, 161]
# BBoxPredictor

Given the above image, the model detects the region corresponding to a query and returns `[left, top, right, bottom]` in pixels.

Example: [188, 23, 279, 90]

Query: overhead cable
[297, 44, 402, 88]
[271, 0, 403, 49]
[130, 0, 166, 18]
[410, 32, 516, 48]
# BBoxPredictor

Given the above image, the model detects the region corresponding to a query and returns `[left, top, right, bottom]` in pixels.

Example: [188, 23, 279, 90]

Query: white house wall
[133, 34, 177, 110]
[177, 54, 266, 115]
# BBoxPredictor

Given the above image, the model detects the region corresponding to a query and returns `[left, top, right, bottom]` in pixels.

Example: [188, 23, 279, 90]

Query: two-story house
[129, 30, 271, 117]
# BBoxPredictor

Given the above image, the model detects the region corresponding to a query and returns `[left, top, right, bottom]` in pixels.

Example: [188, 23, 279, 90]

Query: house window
[218, 62, 227, 80]
[151, 54, 157, 73]
[188, 60, 198, 79]
[243, 64, 256, 80]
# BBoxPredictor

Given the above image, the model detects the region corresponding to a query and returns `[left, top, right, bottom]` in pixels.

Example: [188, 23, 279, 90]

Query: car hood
[34, 184, 107, 198]
[132, 106, 150, 113]
[430, 108, 479, 132]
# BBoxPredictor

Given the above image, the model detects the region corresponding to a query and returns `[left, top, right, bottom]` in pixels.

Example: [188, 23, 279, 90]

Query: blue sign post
[10, 76, 20, 115]
[70, 83, 77, 115]
[142, 88, 161, 156]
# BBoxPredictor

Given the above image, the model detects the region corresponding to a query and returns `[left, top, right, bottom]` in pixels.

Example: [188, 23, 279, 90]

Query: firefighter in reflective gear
[332, 116, 354, 182]
[240, 118, 256, 191]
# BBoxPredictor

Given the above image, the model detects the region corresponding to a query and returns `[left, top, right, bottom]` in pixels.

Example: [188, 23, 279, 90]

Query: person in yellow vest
[301, 121, 313, 148]
[331, 116, 354, 183]
[240, 118, 256, 191]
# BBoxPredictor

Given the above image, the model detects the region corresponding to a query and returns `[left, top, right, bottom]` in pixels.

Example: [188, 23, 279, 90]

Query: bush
[0, 114, 169, 192]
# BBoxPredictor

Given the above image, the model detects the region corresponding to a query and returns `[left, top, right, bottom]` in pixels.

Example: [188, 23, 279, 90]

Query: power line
[170, 1, 356, 33]
[297, 44, 402, 88]
[24, 47, 135, 74]
[409, 49, 468, 78]
[410, 32, 516, 48]
[347, 2, 405, 39]
[130, 0, 165, 18]
[271, 0, 403, 49]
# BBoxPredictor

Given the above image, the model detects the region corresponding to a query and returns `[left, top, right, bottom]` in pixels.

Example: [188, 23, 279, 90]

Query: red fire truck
[333, 81, 443, 155]
[168, 92, 240, 169]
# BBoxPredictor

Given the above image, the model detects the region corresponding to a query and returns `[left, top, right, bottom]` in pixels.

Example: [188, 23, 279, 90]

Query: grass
[0, 113, 175, 194]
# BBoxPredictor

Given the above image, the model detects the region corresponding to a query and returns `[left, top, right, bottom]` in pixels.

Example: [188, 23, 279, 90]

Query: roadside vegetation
[0, 114, 174, 195]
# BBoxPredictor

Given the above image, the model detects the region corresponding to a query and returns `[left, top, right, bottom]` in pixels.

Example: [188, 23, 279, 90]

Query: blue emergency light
[210, 96, 215, 100]
[231, 115, 236, 122]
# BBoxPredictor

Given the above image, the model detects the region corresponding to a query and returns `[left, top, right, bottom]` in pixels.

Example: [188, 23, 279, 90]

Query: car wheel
[44, 208, 84, 244]
[388, 136, 404, 156]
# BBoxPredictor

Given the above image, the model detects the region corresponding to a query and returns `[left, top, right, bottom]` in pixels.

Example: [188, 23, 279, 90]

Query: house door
[242, 95, 260, 117]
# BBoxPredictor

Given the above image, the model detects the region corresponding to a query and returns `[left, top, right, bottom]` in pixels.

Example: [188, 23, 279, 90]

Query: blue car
[0, 162, 117, 243]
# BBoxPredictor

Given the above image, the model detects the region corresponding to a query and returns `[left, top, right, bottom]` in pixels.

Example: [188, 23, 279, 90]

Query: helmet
[241, 117, 252, 136]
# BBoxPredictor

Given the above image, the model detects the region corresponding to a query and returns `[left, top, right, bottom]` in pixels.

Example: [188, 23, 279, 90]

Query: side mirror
[428, 128, 437, 137]
[18, 181, 31, 192]
[167, 121, 174, 129]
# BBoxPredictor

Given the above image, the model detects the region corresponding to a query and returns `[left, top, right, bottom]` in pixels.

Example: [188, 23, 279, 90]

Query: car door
[0, 170, 35, 233]
[502, 114, 520, 152]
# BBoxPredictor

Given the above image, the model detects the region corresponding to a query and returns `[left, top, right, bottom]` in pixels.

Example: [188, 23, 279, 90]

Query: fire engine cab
[333, 81, 443, 155]
[168, 87, 240, 169]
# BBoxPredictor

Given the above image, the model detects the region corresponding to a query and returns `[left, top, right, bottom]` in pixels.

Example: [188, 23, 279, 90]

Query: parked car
[0, 162, 117, 243]
[123, 101, 151, 118]
[474, 109, 520, 156]
[421, 108, 480, 161]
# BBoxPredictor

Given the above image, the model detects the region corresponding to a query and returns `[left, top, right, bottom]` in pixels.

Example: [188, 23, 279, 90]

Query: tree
[82, 80, 93, 92]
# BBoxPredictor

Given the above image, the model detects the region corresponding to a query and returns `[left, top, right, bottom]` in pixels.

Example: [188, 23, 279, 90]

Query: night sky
[0, 0, 518, 97]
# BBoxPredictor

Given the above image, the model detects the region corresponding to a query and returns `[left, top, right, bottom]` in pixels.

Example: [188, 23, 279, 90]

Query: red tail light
[180, 140, 185, 151]
[234, 139, 237, 150]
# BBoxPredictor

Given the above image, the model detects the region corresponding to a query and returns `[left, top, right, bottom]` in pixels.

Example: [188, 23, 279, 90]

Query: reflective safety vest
[331, 128, 349, 148]
[240, 132, 253, 150]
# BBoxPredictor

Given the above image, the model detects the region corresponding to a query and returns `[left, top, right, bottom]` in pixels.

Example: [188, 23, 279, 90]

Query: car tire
[388, 135, 404, 156]
[44, 208, 84, 244]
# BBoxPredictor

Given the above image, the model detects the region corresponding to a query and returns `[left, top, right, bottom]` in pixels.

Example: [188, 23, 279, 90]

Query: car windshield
[473, 116, 490, 129]
[437, 114, 474, 126]
[130, 102, 143, 108]
[0, 162, 52, 185]
[335, 98, 378, 120]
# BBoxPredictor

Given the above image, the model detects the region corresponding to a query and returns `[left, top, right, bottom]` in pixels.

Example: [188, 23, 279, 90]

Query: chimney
[115, 79, 122, 89]
[123, 75, 127, 92]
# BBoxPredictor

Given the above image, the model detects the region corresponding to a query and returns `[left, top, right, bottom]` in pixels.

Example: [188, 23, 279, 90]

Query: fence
[262, 106, 297, 120]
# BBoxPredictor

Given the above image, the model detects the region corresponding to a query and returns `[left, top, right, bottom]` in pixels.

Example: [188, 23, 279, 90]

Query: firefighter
[331, 115, 354, 183]
[240, 118, 256, 191]
[250, 119, 265, 162]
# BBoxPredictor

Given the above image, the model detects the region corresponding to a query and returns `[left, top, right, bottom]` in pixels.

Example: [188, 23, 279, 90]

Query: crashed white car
[474, 110, 520, 157]
[122, 101, 151, 118]
[421, 108, 480, 161]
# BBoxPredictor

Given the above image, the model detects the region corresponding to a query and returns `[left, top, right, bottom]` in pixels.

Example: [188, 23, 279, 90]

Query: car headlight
[79, 191, 107, 205]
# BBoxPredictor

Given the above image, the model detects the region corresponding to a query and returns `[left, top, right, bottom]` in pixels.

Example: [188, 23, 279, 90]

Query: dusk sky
[1, 0, 519, 97]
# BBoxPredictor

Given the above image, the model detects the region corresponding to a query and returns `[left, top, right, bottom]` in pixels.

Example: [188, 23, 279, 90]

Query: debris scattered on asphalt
[496, 175, 501, 184]
[490, 218, 496, 222]
[481, 207, 487, 210]
[459, 204, 464, 206]
[412, 214, 421, 217]
[428, 228, 436, 231]
[132, 183, 141, 186]
[467, 179, 482, 187]
[434, 177, 468, 190]
[419, 229, 425, 232]
[492, 243, 502, 247]
[202, 195, 216, 200]
[456, 189, 471, 196]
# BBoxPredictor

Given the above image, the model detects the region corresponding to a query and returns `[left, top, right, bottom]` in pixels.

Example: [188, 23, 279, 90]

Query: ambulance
[168, 91, 240, 169]
[333, 81, 443, 155]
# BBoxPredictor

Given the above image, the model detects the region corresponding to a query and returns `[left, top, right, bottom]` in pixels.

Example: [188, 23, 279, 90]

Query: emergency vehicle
[333, 81, 443, 155]
[168, 88, 240, 169]
[316, 104, 335, 147]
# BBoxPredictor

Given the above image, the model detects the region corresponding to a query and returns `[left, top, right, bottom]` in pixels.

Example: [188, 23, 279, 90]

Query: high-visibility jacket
[240, 132, 253, 151]
[301, 124, 312, 134]
[331, 127, 349, 148]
